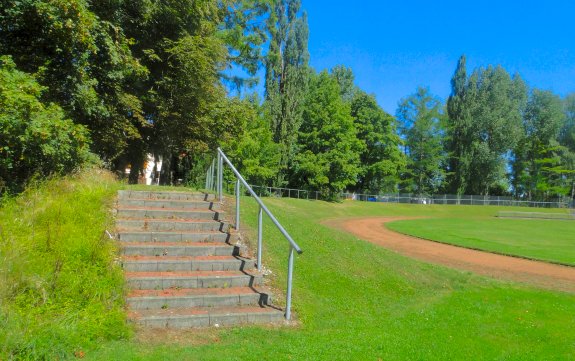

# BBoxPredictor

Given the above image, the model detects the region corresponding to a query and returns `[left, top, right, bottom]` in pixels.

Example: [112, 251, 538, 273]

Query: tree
[513, 90, 569, 199]
[445, 55, 472, 195]
[397, 87, 446, 195]
[222, 96, 281, 186]
[0, 56, 91, 193]
[292, 71, 363, 198]
[446, 55, 527, 195]
[331, 65, 356, 102]
[351, 90, 405, 193]
[329, 66, 404, 193]
[218, 0, 270, 91]
[264, 0, 310, 186]
[0, 0, 147, 165]
[103, 0, 249, 184]
[560, 94, 575, 198]
[465, 66, 527, 195]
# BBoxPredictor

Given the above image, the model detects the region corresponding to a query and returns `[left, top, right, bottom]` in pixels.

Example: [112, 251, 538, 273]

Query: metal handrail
[205, 147, 302, 320]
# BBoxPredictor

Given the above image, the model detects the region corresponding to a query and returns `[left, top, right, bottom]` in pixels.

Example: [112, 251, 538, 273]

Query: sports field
[3, 178, 574, 360]
[387, 216, 575, 266]
[88, 196, 575, 360]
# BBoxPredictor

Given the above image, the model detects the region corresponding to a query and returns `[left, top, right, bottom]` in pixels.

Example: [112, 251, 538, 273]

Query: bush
[0, 56, 93, 194]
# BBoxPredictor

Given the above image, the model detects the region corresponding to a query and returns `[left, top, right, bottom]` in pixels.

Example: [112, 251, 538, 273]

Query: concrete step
[127, 287, 270, 310]
[119, 190, 215, 201]
[117, 199, 220, 210]
[125, 270, 264, 290]
[117, 207, 224, 220]
[118, 230, 231, 243]
[122, 255, 255, 272]
[129, 306, 284, 328]
[117, 218, 228, 232]
[121, 241, 238, 257]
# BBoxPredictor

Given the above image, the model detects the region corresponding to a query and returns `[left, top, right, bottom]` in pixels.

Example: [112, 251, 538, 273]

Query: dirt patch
[324, 217, 575, 293]
[133, 326, 223, 346]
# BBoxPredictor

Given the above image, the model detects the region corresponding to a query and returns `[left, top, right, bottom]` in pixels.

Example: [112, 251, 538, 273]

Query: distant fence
[242, 184, 573, 209]
[497, 211, 575, 220]
[341, 193, 572, 209]
[250, 185, 320, 200]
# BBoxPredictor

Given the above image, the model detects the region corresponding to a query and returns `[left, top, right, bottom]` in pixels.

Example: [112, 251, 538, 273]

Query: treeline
[1, 1, 573, 201]
[398, 56, 575, 201]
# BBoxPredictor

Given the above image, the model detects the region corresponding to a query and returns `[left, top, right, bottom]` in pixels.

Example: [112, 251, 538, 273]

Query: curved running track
[324, 217, 575, 293]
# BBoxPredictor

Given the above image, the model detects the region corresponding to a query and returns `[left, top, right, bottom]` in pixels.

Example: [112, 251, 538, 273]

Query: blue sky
[302, 0, 575, 114]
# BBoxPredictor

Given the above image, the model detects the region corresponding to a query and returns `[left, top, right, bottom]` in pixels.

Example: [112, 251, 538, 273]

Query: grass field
[387, 216, 575, 266]
[3, 178, 575, 360]
[86, 197, 575, 361]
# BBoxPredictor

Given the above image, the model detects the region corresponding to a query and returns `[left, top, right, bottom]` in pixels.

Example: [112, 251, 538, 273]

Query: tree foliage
[352, 90, 405, 193]
[513, 90, 570, 199]
[264, 0, 310, 185]
[397, 87, 446, 195]
[222, 96, 281, 185]
[292, 71, 363, 198]
[0, 56, 92, 193]
[0, 0, 147, 163]
[446, 55, 527, 195]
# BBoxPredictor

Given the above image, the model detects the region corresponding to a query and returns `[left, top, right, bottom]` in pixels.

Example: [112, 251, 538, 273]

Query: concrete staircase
[116, 190, 284, 328]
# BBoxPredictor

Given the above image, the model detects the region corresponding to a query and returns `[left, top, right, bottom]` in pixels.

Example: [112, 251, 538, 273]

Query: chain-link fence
[241, 184, 572, 209]
[341, 193, 570, 208]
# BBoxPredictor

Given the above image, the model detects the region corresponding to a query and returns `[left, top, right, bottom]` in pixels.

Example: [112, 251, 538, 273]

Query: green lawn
[387, 217, 575, 266]
[86, 197, 575, 361]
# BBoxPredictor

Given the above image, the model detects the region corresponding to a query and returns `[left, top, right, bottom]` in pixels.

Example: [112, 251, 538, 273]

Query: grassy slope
[0, 169, 129, 360]
[385, 208, 575, 266]
[88, 197, 575, 361]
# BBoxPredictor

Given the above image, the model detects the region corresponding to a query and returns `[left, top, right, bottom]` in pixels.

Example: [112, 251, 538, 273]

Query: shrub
[0, 56, 93, 194]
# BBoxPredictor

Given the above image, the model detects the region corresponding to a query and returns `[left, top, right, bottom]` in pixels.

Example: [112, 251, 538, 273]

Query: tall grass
[0, 168, 129, 360]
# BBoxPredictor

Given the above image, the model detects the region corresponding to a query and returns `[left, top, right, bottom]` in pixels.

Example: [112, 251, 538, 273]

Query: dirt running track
[325, 217, 575, 293]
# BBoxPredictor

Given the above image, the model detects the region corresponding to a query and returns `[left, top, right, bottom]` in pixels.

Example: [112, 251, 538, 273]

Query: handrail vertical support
[286, 246, 294, 320]
[210, 159, 215, 191]
[235, 179, 241, 230]
[257, 206, 263, 271]
[209, 163, 212, 190]
[217, 152, 223, 202]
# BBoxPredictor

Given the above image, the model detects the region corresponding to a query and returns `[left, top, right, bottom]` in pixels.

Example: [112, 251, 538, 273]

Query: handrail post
[217, 152, 223, 202]
[216, 153, 220, 196]
[286, 246, 294, 320]
[208, 159, 214, 191]
[211, 159, 215, 191]
[236, 179, 241, 230]
[257, 206, 263, 271]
